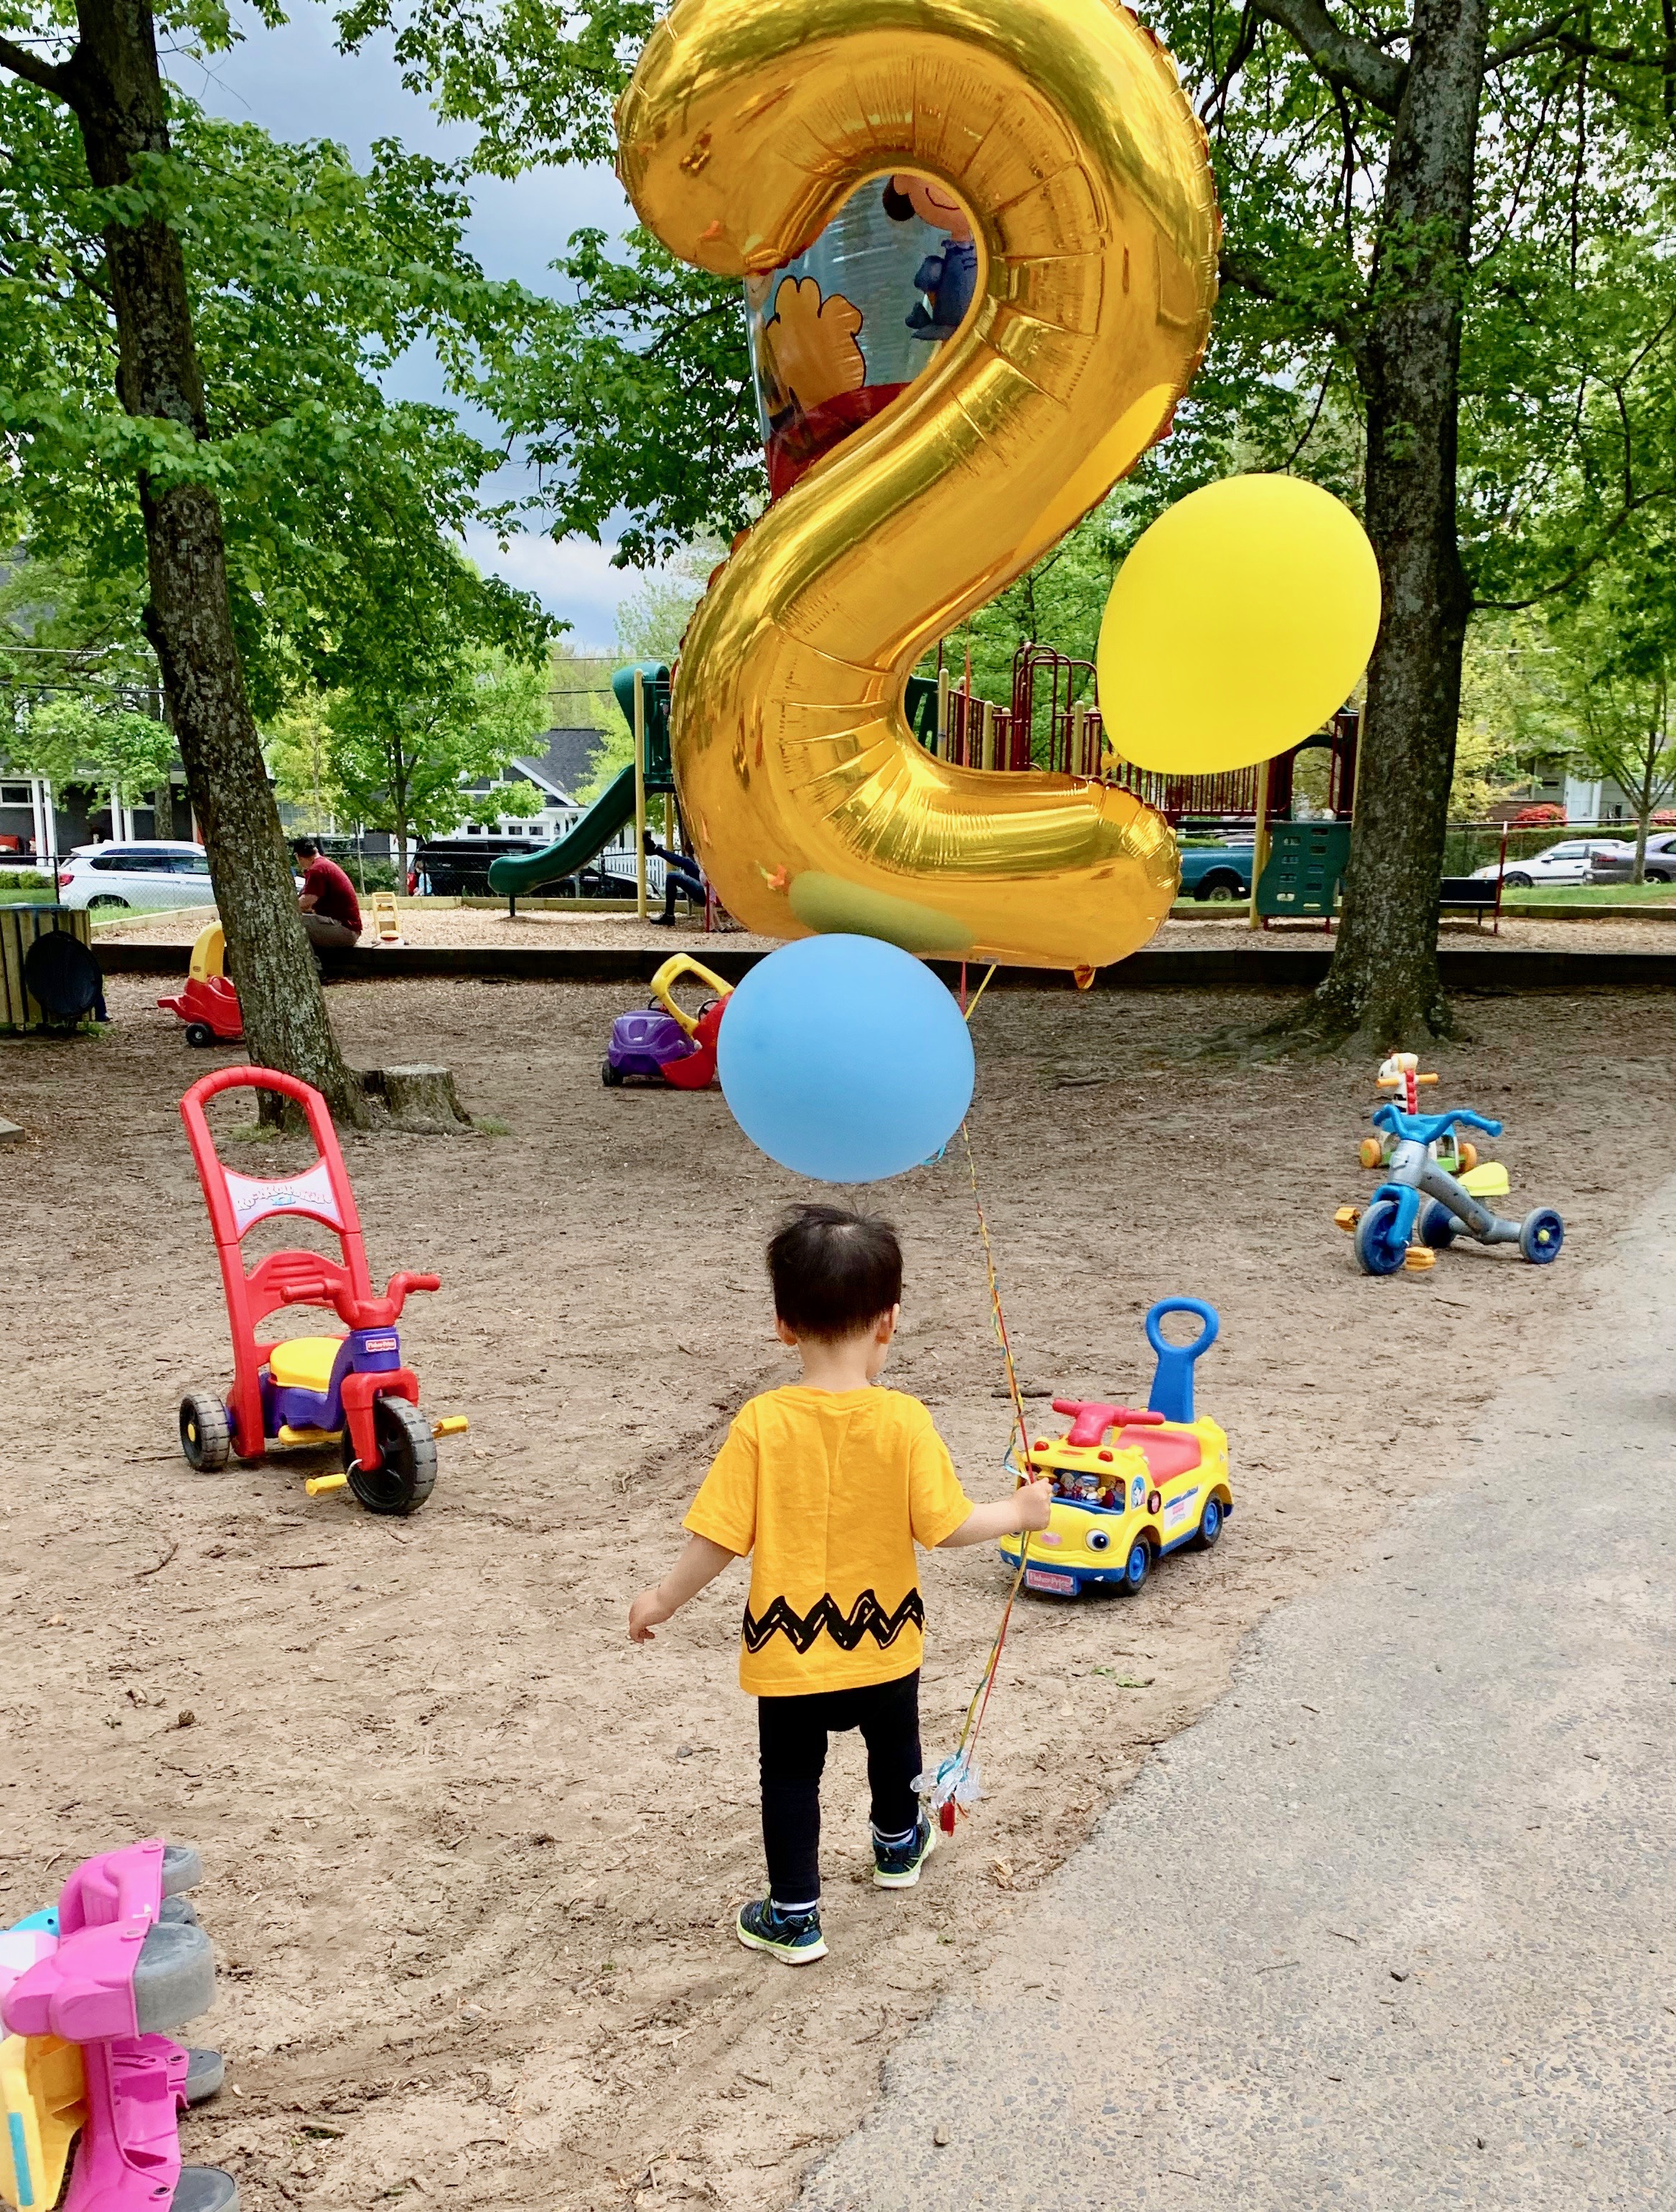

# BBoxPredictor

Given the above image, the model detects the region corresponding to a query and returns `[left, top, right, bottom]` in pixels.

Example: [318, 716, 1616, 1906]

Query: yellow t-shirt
[683, 1385, 973, 1697]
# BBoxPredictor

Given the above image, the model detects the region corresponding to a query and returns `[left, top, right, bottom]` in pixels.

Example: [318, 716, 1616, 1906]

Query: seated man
[292, 837, 362, 950]
[643, 827, 707, 927]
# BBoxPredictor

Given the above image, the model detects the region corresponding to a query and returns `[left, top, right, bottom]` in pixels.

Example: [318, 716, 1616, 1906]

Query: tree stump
[366, 1065, 472, 1134]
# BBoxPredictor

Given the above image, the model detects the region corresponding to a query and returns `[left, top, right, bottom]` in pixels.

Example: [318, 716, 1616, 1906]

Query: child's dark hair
[767, 1204, 903, 1342]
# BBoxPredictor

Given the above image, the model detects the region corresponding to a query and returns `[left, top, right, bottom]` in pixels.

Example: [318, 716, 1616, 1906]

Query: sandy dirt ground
[100, 901, 1676, 955]
[1, 975, 1670, 2212]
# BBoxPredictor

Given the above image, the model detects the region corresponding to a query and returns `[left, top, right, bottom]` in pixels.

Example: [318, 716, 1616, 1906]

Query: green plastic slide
[486, 661, 673, 898]
[485, 764, 639, 896]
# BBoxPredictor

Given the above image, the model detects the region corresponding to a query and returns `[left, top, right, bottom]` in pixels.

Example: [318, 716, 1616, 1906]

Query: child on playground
[629, 1204, 1053, 1964]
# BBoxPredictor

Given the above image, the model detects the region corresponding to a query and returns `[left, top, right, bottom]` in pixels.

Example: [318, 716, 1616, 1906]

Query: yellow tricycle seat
[266, 1335, 346, 1393]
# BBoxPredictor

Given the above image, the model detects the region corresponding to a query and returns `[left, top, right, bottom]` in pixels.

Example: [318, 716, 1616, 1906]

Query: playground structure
[998, 1299, 1231, 1599]
[176, 1066, 467, 1514]
[486, 665, 693, 915]
[0, 1837, 235, 2212]
[1334, 1060, 1565, 1275]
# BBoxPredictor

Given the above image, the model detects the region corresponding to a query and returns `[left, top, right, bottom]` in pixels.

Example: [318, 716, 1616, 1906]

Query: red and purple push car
[602, 952, 732, 1089]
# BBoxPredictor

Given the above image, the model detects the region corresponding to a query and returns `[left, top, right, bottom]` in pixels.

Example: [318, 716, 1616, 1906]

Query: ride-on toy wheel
[1354, 1198, 1407, 1276]
[601, 1057, 624, 1087]
[347, 1396, 436, 1515]
[1418, 1198, 1460, 1250]
[179, 1391, 231, 1471]
[1195, 1496, 1223, 1549]
[1519, 1207, 1564, 1265]
[184, 1021, 215, 1049]
[1119, 1537, 1151, 1593]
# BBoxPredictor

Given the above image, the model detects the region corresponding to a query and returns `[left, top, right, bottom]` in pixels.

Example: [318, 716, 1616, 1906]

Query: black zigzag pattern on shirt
[742, 1587, 924, 1656]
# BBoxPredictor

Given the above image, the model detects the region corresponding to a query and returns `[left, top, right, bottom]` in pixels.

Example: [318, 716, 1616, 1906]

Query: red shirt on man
[301, 856, 361, 933]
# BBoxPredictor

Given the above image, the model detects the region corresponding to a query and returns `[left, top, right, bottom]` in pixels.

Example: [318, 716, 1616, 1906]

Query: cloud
[185, 2, 632, 293]
[464, 529, 635, 647]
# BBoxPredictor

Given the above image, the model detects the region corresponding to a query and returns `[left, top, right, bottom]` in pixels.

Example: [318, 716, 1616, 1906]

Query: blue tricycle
[1338, 1102, 1564, 1276]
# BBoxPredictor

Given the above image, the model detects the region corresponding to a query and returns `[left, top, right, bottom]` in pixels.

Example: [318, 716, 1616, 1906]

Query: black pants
[660, 858, 705, 922]
[757, 1670, 921, 1908]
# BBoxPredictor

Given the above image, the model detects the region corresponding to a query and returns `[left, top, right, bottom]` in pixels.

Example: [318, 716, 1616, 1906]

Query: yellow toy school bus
[998, 1298, 1232, 1597]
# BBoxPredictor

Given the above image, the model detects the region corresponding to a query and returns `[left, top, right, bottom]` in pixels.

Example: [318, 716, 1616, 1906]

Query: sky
[174, 1, 659, 648]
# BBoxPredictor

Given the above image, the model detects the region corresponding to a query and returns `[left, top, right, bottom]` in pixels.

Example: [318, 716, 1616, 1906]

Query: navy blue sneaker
[736, 1898, 828, 1964]
[872, 1814, 937, 1888]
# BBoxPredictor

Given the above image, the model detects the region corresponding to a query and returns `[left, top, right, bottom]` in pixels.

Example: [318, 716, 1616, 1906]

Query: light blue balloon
[717, 935, 975, 1183]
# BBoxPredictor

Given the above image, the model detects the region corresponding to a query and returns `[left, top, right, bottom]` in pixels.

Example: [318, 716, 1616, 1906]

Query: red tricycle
[175, 1066, 466, 1514]
[157, 922, 243, 1046]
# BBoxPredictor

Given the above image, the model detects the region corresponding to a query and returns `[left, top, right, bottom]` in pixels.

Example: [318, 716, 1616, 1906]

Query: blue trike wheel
[1519, 1207, 1564, 1265]
[1120, 1539, 1151, 1593]
[1418, 1198, 1460, 1250]
[1195, 1496, 1222, 1550]
[1354, 1198, 1407, 1276]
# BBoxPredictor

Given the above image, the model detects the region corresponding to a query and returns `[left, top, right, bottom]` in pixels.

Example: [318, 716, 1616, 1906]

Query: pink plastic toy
[1, 1840, 235, 2211]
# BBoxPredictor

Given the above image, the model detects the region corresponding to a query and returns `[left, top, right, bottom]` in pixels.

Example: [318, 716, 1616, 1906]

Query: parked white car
[57, 841, 216, 911]
[1471, 838, 1631, 890]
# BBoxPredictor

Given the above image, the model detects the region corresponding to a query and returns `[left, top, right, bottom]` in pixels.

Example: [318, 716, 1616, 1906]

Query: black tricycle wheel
[184, 1021, 214, 1048]
[347, 1396, 437, 1516]
[179, 1391, 231, 1472]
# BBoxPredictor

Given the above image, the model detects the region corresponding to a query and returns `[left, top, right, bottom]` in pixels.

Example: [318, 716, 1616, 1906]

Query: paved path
[805, 1191, 1676, 2211]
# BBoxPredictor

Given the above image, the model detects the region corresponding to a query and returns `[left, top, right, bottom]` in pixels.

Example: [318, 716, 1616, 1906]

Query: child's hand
[1014, 1477, 1055, 1532]
[629, 1584, 673, 1642]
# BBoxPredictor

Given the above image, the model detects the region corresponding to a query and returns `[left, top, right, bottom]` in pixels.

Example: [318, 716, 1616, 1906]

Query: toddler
[629, 1203, 1052, 1964]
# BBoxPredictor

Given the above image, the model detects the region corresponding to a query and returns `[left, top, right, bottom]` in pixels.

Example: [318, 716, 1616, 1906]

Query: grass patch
[227, 1121, 281, 1145]
[474, 1116, 512, 1136]
[1504, 881, 1676, 904]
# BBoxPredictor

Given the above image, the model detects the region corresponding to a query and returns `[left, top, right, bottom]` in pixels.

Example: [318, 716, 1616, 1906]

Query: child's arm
[629, 1534, 739, 1641]
[936, 1477, 1057, 1550]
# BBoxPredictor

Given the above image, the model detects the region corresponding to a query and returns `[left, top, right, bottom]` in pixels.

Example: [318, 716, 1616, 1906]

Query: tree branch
[0, 32, 77, 102]
[1476, 488, 1676, 609]
[1487, 8, 1586, 72]
[1251, 0, 1407, 113]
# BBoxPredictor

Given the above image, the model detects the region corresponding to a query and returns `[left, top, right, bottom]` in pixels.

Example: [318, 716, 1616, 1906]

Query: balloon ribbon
[918, 1104, 1034, 1835]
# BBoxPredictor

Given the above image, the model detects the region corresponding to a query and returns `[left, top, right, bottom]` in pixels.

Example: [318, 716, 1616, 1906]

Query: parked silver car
[57, 840, 216, 911]
[1585, 830, 1676, 884]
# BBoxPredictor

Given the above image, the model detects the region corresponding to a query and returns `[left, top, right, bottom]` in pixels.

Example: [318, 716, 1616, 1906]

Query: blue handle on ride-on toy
[1372, 1104, 1503, 1145]
[1144, 1298, 1219, 1424]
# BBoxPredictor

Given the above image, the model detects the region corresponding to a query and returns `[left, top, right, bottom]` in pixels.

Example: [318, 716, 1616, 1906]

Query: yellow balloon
[1096, 474, 1382, 777]
[617, 0, 1219, 974]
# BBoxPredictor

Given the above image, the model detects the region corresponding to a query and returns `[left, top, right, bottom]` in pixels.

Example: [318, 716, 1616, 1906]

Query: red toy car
[157, 923, 243, 1046]
[176, 1065, 467, 1513]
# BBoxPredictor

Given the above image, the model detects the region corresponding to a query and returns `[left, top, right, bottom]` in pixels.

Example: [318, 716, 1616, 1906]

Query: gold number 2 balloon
[617, 0, 1219, 973]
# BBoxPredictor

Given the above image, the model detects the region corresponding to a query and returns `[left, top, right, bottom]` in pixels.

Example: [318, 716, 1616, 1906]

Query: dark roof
[515, 726, 609, 803]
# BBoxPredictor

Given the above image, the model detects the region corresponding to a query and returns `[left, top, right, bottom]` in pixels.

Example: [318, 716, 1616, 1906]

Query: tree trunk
[1288, 0, 1489, 1046]
[363, 1064, 472, 1133]
[55, 0, 363, 1120]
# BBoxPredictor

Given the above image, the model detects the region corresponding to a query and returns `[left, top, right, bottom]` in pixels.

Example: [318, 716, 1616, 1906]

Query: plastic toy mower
[602, 953, 731, 1087]
[999, 1298, 1232, 1598]
[176, 1066, 467, 1513]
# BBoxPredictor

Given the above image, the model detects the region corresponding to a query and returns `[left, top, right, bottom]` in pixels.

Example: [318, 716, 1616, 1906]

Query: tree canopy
[1, 60, 557, 712]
